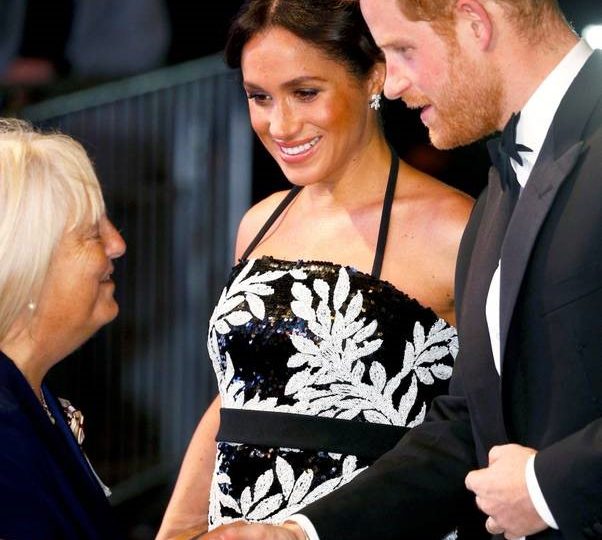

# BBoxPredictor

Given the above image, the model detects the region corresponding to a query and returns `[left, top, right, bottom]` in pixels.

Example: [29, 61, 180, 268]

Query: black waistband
[217, 408, 408, 460]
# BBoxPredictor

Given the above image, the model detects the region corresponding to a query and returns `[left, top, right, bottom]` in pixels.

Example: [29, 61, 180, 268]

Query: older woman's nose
[101, 217, 126, 259]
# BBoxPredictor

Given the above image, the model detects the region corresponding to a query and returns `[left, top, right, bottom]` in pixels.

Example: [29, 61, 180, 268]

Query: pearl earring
[27, 300, 36, 312]
[369, 93, 382, 111]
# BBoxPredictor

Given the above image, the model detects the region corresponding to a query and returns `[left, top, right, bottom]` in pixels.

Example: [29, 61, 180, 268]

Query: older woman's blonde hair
[0, 119, 106, 341]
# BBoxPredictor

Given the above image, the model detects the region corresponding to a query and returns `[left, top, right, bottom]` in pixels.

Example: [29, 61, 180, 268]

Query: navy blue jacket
[0, 351, 124, 539]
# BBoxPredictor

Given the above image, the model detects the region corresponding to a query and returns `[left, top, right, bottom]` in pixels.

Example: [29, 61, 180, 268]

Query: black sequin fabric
[207, 256, 457, 527]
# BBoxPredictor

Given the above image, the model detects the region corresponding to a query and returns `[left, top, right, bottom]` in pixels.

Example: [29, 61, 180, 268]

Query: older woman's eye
[295, 88, 319, 101]
[86, 225, 101, 241]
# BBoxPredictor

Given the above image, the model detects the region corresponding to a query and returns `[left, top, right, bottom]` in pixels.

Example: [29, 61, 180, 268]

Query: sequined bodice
[208, 256, 457, 527]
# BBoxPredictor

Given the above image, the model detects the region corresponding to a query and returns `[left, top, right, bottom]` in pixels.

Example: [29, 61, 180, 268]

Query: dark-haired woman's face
[241, 27, 381, 187]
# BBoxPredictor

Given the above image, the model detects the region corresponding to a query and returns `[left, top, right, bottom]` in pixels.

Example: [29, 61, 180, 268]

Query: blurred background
[0, 1, 600, 537]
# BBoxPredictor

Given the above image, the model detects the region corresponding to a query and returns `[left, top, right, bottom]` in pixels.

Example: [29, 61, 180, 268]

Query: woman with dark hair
[157, 1, 473, 538]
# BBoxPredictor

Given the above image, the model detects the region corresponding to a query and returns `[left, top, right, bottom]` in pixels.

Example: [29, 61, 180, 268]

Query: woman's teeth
[281, 137, 320, 156]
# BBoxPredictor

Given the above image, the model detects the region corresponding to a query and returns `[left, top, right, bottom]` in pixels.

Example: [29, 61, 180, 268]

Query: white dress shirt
[290, 39, 594, 540]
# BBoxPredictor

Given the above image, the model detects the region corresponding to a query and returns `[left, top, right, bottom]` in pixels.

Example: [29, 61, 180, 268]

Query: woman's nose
[101, 217, 126, 259]
[268, 101, 299, 140]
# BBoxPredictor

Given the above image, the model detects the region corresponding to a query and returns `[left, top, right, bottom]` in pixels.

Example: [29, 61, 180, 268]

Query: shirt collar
[513, 39, 593, 187]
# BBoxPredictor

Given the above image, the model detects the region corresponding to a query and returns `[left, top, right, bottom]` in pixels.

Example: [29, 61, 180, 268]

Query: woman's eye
[86, 225, 101, 241]
[295, 89, 319, 101]
[247, 92, 270, 105]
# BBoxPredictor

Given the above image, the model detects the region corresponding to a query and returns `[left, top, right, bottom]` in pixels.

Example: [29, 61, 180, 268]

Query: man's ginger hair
[397, 0, 567, 43]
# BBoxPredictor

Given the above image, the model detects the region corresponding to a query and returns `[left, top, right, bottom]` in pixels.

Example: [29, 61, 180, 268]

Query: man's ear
[454, 0, 494, 50]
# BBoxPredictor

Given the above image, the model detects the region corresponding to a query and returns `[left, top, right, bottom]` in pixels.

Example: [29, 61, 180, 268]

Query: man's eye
[396, 46, 414, 58]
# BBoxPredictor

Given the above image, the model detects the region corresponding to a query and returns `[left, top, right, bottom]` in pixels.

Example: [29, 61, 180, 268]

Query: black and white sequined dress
[207, 152, 458, 530]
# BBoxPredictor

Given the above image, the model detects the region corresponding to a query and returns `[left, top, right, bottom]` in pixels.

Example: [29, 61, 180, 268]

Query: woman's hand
[200, 521, 306, 540]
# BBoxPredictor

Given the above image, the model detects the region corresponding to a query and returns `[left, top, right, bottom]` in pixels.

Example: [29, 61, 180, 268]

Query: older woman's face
[34, 215, 126, 353]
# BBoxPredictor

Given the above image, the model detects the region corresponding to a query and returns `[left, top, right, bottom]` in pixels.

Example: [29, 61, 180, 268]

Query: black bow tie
[501, 112, 532, 166]
[488, 111, 533, 192]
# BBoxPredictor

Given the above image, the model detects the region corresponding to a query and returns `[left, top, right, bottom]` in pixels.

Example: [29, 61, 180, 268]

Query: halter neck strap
[371, 146, 399, 279]
[240, 145, 399, 280]
[239, 185, 302, 262]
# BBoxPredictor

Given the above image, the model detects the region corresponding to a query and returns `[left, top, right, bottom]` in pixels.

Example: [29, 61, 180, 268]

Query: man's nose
[383, 66, 412, 100]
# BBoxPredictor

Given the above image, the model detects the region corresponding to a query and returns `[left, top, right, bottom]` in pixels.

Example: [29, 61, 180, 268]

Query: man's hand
[200, 521, 306, 540]
[465, 444, 547, 539]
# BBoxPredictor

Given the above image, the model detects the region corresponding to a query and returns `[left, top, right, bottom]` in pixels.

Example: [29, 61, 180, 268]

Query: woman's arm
[157, 395, 221, 539]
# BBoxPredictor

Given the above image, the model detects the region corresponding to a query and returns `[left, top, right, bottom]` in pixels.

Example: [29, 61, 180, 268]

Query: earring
[369, 93, 382, 111]
[27, 300, 36, 312]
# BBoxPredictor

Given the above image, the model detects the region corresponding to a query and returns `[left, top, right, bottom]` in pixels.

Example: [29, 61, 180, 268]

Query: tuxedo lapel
[457, 163, 511, 445]
[498, 141, 584, 362]
[498, 50, 602, 367]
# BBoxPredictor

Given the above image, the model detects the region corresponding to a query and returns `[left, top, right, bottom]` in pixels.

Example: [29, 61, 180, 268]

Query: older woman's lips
[100, 267, 114, 282]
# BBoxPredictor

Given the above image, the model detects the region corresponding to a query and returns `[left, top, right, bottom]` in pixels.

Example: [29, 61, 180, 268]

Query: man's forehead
[359, 0, 419, 45]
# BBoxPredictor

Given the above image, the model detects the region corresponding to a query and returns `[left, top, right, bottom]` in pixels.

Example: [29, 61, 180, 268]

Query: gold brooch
[58, 397, 85, 446]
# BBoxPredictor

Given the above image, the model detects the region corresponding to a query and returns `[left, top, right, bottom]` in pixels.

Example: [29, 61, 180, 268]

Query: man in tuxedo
[201, 1, 601, 539]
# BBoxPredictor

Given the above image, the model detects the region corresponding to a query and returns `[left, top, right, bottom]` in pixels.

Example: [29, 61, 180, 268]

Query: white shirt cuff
[525, 454, 559, 529]
[285, 514, 321, 540]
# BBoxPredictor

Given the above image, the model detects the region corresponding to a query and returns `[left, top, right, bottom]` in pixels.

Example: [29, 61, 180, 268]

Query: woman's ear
[454, 0, 494, 50]
[368, 61, 386, 95]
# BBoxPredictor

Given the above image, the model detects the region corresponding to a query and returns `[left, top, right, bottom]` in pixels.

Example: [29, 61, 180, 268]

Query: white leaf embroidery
[247, 494, 284, 520]
[225, 311, 253, 326]
[369, 362, 387, 393]
[333, 268, 350, 311]
[275, 457, 295, 499]
[313, 279, 330, 303]
[289, 334, 320, 355]
[246, 293, 265, 320]
[284, 369, 314, 396]
[240, 486, 253, 515]
[254, 469, 274, 501]
[288, 469, 314, 505]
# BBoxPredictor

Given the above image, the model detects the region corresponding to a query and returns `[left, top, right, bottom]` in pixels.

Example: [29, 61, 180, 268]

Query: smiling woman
[157, 1, 476, 539]
[0, 118, 126, 539]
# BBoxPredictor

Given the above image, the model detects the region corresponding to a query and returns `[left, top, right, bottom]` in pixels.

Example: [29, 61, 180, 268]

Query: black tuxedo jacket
[0, 351, 124, 539]
[303, 50, 602, 540]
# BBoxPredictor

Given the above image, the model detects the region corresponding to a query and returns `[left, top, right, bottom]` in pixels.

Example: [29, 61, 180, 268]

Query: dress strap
[239, 185, 303, 262]
[371, 146, 400, 279]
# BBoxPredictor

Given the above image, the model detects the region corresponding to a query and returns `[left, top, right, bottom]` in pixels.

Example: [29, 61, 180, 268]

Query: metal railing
[21, 54, 252, 504]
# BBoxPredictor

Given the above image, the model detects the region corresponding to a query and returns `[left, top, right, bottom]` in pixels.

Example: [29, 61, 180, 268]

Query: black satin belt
[217, 408, 409, 460]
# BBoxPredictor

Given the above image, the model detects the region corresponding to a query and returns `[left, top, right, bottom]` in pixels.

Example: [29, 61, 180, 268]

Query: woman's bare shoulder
[403, 166, 474, 244]
[234, 189, 293, 261]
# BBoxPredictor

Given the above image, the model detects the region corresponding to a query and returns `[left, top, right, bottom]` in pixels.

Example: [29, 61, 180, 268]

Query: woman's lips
[277, 136, 321, 163]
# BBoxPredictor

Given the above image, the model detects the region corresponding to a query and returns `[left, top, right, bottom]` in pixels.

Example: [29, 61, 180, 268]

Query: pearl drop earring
[27, 300, 36, 312]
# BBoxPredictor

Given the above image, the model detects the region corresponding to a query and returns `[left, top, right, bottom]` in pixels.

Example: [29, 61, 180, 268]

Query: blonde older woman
[0, 119, 126, 539]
